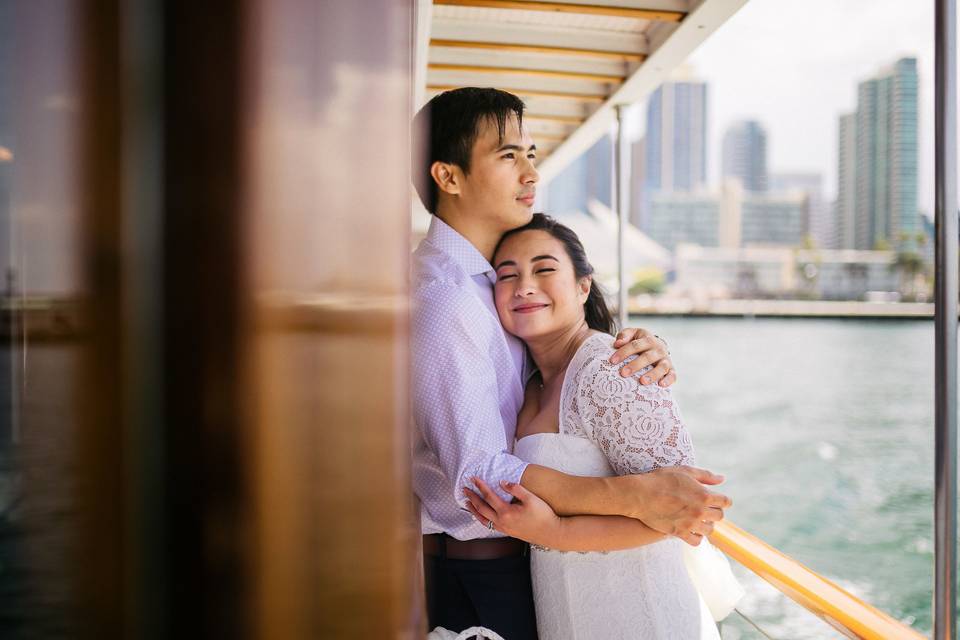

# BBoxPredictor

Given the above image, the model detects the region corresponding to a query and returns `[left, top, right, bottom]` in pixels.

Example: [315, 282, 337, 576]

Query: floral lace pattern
[512, 333, 716, 639]
[562, 333, 695, 474]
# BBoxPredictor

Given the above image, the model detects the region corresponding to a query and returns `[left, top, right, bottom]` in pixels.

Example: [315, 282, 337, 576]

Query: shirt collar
[426, 216, 495, 278]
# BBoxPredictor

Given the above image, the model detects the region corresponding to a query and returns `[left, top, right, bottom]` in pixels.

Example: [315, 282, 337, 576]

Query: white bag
[682, 538, 746, 621]
[427, 626, 506, 640]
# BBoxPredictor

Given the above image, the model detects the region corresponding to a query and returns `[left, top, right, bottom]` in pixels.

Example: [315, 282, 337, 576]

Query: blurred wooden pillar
[160, 1, 256, 637]
[245, 1, 417, 637]
[71, 0, 417, 638]
[76, 1, 126, 637]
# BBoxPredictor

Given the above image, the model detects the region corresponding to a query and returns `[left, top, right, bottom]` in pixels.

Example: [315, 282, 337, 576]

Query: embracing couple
[412, 88, 733, 640]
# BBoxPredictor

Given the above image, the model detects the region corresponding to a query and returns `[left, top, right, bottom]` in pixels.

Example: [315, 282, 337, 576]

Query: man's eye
[502, 153, 515, 159]
[528, 153, 537, 160]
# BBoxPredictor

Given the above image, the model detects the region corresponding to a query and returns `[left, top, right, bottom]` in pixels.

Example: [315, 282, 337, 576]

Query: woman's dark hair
[412, 87, 526, 214]
[494, 213, 616, 335]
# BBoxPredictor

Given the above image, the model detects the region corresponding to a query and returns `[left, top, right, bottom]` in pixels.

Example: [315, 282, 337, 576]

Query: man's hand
[464, 477, 561, 547]
[610, 327, 675, 387]
[626, 466, 731, 546]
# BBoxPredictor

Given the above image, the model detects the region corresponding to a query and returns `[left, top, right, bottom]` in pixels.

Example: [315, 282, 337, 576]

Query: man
[411, 88, 730, 639]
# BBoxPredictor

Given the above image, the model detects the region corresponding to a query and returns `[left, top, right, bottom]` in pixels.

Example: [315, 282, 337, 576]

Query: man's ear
[578, 276, 592, 303]
[430, 161, 462, 196]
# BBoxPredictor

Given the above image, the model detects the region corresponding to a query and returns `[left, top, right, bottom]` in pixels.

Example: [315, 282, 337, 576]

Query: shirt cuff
[458, 457, 529, 508]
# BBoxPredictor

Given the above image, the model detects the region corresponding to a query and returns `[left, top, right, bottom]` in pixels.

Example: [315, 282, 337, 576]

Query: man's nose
[522, 161, 539, 185]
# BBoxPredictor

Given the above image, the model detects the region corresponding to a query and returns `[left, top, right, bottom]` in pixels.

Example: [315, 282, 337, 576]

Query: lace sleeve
[571, 354, 695, 475]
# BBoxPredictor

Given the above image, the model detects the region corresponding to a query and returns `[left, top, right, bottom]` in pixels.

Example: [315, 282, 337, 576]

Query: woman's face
[493, 229, 591, 341]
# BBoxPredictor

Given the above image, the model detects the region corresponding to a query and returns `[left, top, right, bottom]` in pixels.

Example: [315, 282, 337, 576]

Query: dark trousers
[424, 541, 538, 639]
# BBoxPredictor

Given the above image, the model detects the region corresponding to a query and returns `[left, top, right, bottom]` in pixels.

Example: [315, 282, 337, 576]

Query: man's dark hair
[412, 87, 525, 214]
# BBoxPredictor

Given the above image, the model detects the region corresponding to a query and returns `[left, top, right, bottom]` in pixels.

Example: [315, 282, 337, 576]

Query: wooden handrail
[711, 521, 925, 640]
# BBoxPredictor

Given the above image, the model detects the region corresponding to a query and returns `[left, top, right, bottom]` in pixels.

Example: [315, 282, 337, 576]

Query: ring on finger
[487, 519, 495, 531]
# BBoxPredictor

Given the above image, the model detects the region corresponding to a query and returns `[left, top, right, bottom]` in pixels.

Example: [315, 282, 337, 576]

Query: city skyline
[685, 0, 937, 222]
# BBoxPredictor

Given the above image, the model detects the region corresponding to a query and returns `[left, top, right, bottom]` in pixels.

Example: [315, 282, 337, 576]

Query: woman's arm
[550, 514, 666, 552]
[464, 478, 666, 551]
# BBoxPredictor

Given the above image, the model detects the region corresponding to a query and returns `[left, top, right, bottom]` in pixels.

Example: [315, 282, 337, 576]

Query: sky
[656, 0, 940, 220]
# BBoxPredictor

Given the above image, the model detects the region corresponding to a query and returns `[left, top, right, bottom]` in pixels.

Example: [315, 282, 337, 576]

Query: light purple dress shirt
[411, 216, 530, 540]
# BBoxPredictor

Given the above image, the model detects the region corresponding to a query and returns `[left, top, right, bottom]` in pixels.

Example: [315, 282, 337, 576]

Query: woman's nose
[514, 278, 536, 297]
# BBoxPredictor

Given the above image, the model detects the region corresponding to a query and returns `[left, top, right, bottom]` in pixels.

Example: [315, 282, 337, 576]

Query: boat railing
[712, 520, 926, 639]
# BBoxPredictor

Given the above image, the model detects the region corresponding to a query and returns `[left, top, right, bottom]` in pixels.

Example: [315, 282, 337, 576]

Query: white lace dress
[515, 333, 719, 640]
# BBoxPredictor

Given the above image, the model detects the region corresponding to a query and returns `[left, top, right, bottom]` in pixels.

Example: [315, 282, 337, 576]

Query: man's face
[457, 114, 539, 232]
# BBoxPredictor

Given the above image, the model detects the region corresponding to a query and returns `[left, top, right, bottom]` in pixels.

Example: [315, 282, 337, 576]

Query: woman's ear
[578, 276, 592, 304]
[430, 161, 461, 196]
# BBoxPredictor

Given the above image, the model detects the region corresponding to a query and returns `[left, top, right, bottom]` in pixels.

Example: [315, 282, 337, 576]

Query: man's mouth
[517, 193, 536, 206]
[512, 303, 549, 314]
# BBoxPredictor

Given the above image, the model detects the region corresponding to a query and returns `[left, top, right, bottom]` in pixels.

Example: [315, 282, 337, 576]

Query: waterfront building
[647, 191, 720, 251]
[836, 57, 919, 250]
[649, 182, 805, 251]
[722, 120, 768, 192]
[673, 245, 900, 300]
[740, 190, 806, 247]
[771, 172, 831, 248]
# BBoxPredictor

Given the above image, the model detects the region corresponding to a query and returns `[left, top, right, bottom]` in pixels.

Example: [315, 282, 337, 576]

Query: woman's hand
[610, 328, 675, 387]
[464, 477, 561, 546]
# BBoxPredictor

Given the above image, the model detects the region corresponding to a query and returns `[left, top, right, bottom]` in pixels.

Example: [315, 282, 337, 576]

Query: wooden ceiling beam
[427, 84, 608, 101]
[429, 62, 624, 83]
[430, 38, 645, 61]
[433, 0, 685, 22]
[524, 113, 585, 124]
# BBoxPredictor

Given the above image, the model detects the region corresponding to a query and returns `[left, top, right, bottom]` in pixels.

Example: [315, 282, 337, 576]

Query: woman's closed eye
[536, 268, 555, 274]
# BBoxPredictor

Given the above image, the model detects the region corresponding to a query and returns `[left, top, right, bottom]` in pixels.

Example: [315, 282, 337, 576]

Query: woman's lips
[512, 303, 549, 314]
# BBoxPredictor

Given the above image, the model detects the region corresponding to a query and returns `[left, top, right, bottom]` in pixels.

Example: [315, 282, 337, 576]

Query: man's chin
[512, 207, 535, 228]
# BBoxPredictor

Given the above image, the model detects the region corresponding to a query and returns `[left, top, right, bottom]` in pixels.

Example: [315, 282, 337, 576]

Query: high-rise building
[546, 134, 613, 214]
[836, 57, 919, 250]
[629, 136, 646, 229]
[836, 113, 857, 249]
[722, 120, 768, 192]
[643, 68, 708, 196]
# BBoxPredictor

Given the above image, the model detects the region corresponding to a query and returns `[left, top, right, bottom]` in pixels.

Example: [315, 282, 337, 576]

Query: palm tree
[891, 250, 926, 300]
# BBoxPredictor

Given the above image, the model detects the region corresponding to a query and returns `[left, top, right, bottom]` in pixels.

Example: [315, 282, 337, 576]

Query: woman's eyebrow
[494, 259, 517, 270]
[531, 255, 559, 263]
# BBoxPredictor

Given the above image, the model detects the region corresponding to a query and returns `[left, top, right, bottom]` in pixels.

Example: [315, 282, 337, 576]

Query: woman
[464, 214, 720, 639]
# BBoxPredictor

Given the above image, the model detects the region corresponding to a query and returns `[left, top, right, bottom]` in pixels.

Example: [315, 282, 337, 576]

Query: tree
[891, 250, 926, 301]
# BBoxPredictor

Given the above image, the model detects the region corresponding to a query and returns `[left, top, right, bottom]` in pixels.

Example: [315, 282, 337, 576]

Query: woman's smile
[513, 302, 550, 313]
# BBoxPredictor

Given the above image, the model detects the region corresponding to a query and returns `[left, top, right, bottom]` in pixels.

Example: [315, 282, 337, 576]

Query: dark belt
[423, 533, 528, 560]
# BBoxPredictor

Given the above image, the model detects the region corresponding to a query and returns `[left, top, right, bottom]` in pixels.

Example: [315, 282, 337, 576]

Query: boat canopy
[415, 0, 748, 183]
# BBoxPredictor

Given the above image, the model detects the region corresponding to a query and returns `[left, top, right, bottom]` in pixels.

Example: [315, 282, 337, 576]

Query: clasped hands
[464, 466, 731, 548]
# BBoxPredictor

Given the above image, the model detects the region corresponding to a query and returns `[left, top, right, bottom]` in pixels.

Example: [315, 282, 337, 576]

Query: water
[0, 318, 951, 637]
[639, 316, 943, 638]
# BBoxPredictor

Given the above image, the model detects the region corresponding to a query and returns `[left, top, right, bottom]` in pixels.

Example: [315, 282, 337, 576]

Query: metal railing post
[615, 105, 629, 330]
[934, 1, 958, 638]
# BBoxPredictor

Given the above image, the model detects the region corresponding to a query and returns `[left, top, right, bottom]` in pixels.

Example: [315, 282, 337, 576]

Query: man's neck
[435, 206, 503, 263]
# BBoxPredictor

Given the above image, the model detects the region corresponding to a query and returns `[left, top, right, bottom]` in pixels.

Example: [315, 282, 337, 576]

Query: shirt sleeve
[411, 283, 528, 507]
[573, 354, 695, 475]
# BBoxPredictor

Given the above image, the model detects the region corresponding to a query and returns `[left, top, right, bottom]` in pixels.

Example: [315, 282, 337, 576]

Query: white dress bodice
[515, 333, 719, 640]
